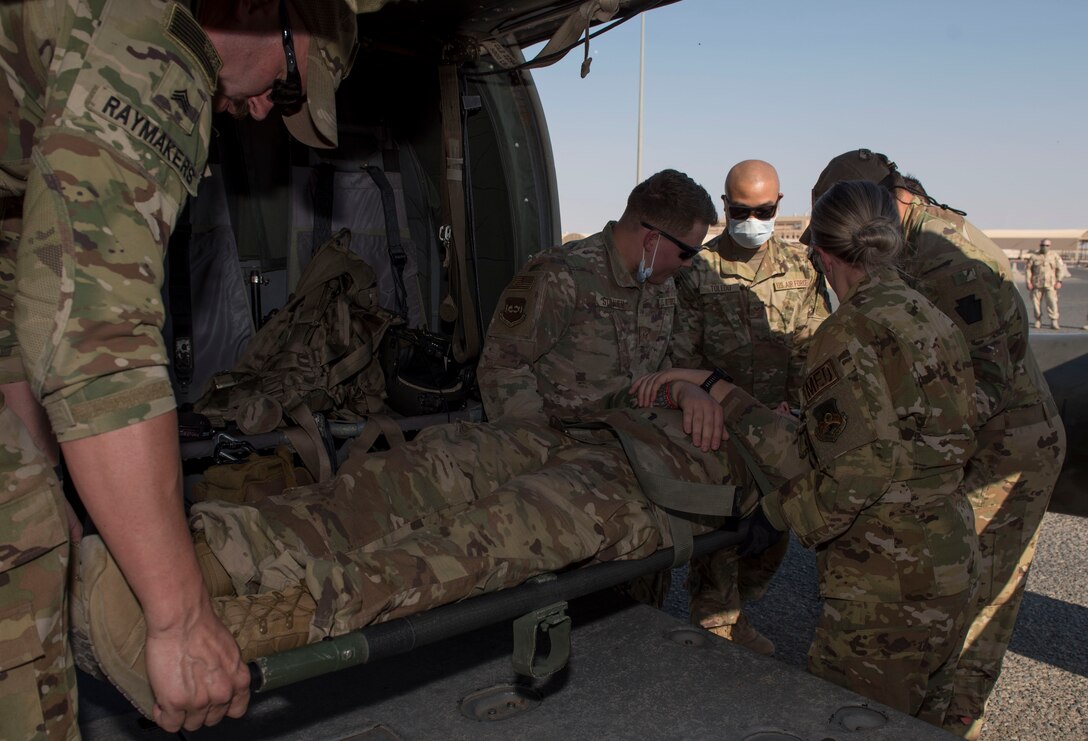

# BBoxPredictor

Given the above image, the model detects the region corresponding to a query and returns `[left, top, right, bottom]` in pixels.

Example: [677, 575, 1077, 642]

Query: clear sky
[528, 0, 1087, 236]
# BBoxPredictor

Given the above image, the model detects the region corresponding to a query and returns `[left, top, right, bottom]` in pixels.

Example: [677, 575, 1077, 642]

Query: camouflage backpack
[196, 229, 397, 479]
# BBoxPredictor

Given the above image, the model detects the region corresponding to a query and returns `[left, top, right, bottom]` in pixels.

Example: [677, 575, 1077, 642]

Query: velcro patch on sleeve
[89, 87, 200, 191]
[811, 397, 848, 442]
[954, 294, 984, 325]
[802, 358, 840, 404]
[499, 296, 529, 327]
[152, 62, 205, 135]
[509, 275, 537, 291]
[701, 283, 741, 295]
[804, 385, 875, 463]
[596, 295, 629, 310]
[163, 4, 221, 90]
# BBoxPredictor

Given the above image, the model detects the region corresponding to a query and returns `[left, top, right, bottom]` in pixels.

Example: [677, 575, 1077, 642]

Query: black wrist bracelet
[700, 367, 733, 393]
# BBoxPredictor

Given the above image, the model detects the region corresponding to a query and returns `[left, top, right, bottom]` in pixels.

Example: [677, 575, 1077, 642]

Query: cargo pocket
[810, 624, 930, 716]
[978, 523, 1021, 606]
[0, 600, 48, 738]
[0, 481, 68, 574]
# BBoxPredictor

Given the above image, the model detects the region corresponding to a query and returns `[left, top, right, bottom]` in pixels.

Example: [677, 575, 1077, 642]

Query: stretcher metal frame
[250, 524, 750, 692]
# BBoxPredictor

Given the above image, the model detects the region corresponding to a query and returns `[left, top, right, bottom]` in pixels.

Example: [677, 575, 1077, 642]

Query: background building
[984, 229, 1088, 263]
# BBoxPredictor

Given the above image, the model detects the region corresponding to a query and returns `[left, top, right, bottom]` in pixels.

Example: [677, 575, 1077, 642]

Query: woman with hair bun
[632, 180, 980, 726]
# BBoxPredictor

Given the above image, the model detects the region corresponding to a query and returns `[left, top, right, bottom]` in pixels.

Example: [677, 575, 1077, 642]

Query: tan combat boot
[69, 537, 108, 682]
[211, 587, 316, 662]
[712, 613, 775, 656]
[75, 534, 156, 718]
[74, 534, 317, 719]
[194, 533, 236, 598]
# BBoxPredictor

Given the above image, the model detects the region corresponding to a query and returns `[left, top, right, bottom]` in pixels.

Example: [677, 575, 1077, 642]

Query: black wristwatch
[700, 367, 733, 392]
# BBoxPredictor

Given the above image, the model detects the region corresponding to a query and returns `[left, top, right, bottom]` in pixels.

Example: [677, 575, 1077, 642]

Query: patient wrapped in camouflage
[72, 409, 757, 715]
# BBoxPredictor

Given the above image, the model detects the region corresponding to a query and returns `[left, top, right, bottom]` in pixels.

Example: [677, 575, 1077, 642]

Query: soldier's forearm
[62, 410, 209, 630]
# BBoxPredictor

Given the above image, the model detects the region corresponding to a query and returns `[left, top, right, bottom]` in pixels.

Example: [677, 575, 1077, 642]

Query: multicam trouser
[686, 535, 788, 631]
[192, 411, 745, 640]
[809, 591, 972, 726]
[943, 405, 1066, 735]
[0, 395, 79, 741]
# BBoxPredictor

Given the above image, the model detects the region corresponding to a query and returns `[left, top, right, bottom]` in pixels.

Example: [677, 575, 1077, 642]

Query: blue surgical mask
[637, 235, 661, 284]
[728, 217, 776, 250]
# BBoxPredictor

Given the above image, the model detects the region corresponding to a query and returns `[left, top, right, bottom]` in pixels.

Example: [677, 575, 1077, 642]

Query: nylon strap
[283, 403, 333, 482]
[312, 162, 335, 256]
[168, 203, 194, 388]
[335, 414, 406, 469]
[725, 423, 775, 509]
[561, 416, 736, 567]
[363, 165, 409, 319]
[437, 64, 480, 363]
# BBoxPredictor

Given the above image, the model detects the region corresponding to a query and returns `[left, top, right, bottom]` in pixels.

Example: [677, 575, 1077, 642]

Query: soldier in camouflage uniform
[478, 169, 718, 424]
[477, 168, 718, 606]
[807, 151, 1066, 739]
[672, 159, 830, 656]
[1026, 239, 1066, 330]
[0, 1, 357, 735]
[636, 181, 980, 725]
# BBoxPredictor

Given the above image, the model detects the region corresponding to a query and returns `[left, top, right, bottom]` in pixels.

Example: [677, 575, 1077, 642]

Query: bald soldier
[671, 160, 830, 654]
[0, 1, 358, 735]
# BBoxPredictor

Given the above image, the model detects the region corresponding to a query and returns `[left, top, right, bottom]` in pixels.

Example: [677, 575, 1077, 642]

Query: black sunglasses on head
[640, 221, 703, 260]
[725, 196, 781, 222]
[268, 0, 305, 115]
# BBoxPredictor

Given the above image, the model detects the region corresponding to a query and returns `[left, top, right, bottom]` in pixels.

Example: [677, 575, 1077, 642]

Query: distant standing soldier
[671, 159, 830, 655]
[1026, 239, 1068, 329]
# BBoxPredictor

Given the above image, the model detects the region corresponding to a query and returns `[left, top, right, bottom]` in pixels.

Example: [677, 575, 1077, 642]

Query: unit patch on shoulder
[955, 294, 983, 325]
[500, 296, 528, 327]
[812, 398, 848, 443]
[773, 279, 808, 291]
[802, 359, 840, 403]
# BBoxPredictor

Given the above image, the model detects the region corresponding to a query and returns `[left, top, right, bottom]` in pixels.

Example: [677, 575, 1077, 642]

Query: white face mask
[637, 234, 661, 284]
[728, 217, 776, 249]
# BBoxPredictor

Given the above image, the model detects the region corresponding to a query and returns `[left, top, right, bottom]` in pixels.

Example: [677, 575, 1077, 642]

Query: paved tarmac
[664, 509, 1088, 740]
[664, 262, 1088, 740]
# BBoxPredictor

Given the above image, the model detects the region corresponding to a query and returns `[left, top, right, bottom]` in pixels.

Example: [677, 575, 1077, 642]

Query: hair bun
[851, 215, 902, 262]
